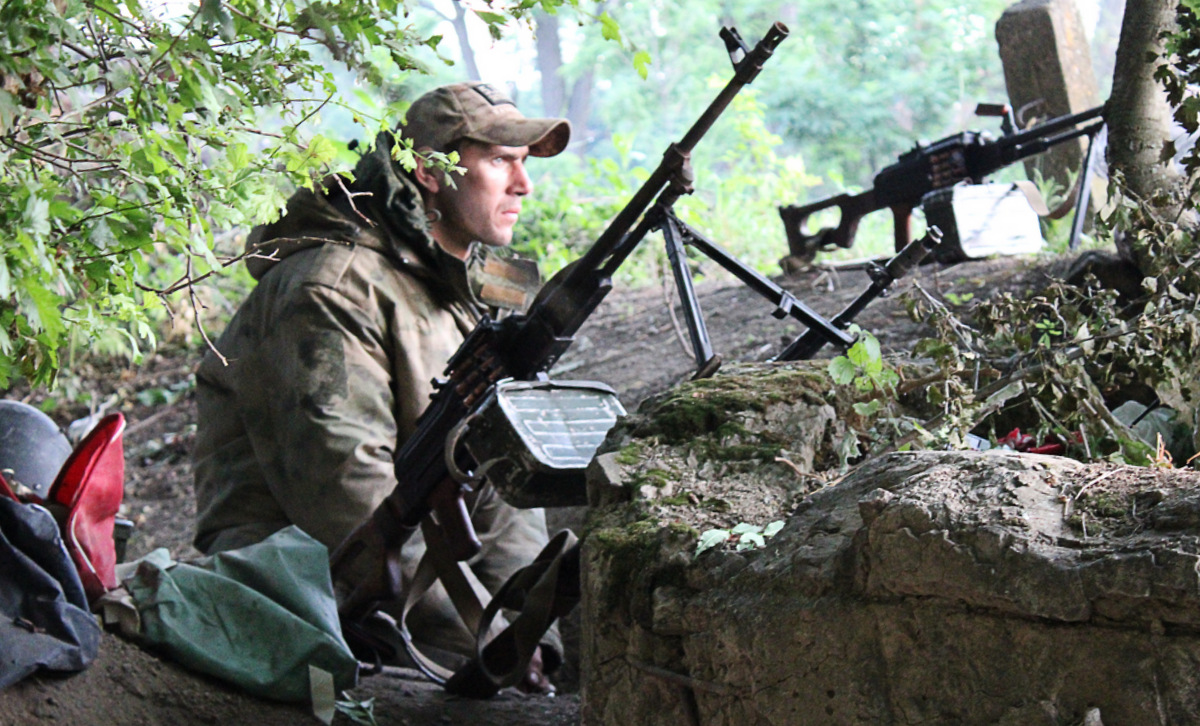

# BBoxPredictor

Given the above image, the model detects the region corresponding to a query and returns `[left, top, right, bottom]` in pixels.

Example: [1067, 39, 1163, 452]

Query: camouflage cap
[400, 82, 570, 158]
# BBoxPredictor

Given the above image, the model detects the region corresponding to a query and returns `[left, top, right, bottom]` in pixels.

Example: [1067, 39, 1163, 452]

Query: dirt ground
[0, 248, 1098, 726]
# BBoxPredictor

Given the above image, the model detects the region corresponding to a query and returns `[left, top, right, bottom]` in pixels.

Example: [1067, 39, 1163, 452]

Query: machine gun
[779, 103, 1106, 261]
[329, 21, 811, 694]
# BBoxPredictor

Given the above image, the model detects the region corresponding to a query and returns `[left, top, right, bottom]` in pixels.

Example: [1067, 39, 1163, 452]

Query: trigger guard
[444, 414, 479, 486]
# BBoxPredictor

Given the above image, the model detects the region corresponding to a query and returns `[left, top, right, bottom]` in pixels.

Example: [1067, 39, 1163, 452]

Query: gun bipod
[650, 207, 856, 377]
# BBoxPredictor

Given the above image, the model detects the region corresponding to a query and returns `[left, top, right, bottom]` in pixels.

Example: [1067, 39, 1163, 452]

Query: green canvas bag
[117, 526, 357, 702]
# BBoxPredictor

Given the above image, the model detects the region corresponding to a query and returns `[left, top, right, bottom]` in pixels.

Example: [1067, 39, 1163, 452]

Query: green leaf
[632, 51, 651, 80]
[23, 196, 51, 238]
[0, 256, 10, 299]
[226, 142, 250, 172]
[735, 532, 766, 551]
[828, 356, 857, 385]
[695, 529, 730, 555]
[599, 12, 621, 43]
[763, 520, 785, 538]
[199, 0, 236, 43]
[848, 334, 881, 367]
[23, 284, 65, 338]
[335, 696, 378, 726]
[0, 90, 21, 135]
[308, 134, 338, 165]
[730, 522, 762, 535]
[853, 399, 883, 416]
[475, 11, 507, 25]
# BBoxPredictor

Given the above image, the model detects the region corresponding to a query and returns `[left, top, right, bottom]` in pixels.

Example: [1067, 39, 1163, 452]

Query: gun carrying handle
[427, 476, 482, 562]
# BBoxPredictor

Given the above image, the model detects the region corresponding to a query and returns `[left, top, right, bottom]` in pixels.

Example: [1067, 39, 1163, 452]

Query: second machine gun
[779, 103, 1105, 262]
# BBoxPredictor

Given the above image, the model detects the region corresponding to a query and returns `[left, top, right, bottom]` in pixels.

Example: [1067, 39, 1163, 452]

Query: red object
[1027, 442, 1065, 455]
[44, 413, 126, 603]
[0, 471, 17, 502]
[997, 428, 1035, 451]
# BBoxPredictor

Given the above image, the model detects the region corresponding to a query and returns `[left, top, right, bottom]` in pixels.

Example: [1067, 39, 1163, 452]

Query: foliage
[0, 0, 1117, 392]
[574, 0, 1006, 179]
[334, 695, 379, 726]
[894, 186, 1200, 466]
[531, 0, 1007, 258]
[827, 4, 1200, 468]
[695, 519, 784, 555]
[825, 325, 923, 458]
[1157, 2, 1200, 180]
[0, 0, 579, 390]
[828, 326, 898, 398]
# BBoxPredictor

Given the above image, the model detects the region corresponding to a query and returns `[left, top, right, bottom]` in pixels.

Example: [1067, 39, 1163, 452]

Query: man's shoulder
[265, 241, 446, 316]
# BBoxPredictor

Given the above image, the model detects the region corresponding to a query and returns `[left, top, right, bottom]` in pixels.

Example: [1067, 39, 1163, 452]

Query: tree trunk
[535, 11, 566, 117]
[450, 0, 481, 81]
[565, 70, 593, 155]
[1106, 0, 1183, 268]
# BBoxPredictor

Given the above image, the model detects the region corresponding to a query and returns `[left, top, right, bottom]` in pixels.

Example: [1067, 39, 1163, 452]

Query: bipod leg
[670, 213, 855, 350]
[661, 213, 721, 379]
[1069, 123, 1106, 250]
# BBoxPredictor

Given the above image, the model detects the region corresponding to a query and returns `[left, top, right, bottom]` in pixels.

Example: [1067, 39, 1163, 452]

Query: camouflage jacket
[192, 135, 481, 552]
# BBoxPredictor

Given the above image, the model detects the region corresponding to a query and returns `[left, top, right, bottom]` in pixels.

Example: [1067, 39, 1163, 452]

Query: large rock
[580, 365, 1200, 725]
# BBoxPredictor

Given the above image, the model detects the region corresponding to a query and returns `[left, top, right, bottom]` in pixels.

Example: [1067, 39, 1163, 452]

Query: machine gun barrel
[774, 229, 941, 362]
[996, 105, 1104, 163]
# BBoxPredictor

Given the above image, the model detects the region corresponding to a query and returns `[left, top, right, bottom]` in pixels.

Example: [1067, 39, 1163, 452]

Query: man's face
[428, 140, 533, 258]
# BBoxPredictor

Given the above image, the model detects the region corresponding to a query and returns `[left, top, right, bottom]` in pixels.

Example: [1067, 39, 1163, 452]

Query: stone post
[995, 0, 1102, 211]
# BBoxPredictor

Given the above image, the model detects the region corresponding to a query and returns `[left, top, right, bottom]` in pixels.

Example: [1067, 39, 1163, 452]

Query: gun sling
[387, 517, 579, 698]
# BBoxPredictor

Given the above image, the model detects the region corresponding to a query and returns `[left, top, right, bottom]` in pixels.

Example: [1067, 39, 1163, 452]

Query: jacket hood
[244, 131, 447, 283]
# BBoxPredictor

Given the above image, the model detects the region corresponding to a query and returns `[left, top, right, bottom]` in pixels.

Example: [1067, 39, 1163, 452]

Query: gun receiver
[330, 21, 790, 625]
[779, 104, 1105, 261]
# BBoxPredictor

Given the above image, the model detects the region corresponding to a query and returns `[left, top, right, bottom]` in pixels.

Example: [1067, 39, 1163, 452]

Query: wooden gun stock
[780, 189, 922, 261]
[779, 189, 876, 261]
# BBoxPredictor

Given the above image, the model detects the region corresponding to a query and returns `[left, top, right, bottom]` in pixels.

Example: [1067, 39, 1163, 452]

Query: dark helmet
[0, 400, 73, 500]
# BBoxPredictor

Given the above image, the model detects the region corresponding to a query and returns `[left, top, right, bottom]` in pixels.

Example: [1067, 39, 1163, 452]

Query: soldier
[191, 82, 570, 693]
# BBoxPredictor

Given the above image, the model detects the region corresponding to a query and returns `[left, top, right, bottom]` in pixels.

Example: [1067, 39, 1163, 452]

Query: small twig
[225, 3, 304, 36]
[1073, 469, 1117, 502]
[188, 261, 228, 367]
[330, 174, 374, 227]
[266, 93, 335, 164]
[230, 126, 287, 139]
[773, 456, 823, 485]
[131, 8, 201, 113]
[125, 406, 179, 437]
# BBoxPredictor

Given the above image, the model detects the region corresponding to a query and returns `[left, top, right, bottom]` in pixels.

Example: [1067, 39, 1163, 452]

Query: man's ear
[412, 149, 441, 194]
